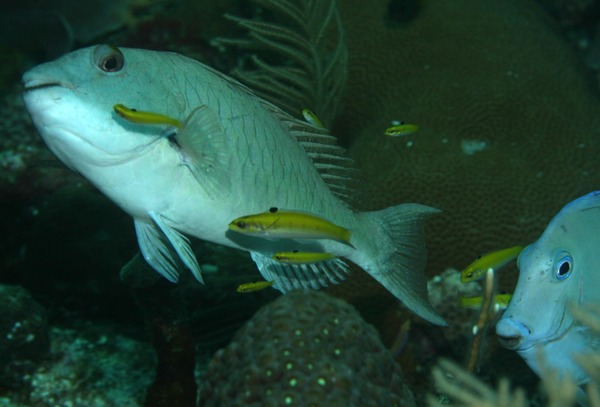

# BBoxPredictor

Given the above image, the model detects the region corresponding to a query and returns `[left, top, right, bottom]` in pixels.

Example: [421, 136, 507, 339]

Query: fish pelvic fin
[360, 204, 446, 326]
[133, 212, 203, 284]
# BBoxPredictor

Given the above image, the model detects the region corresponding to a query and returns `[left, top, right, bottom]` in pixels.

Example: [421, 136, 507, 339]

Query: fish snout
[495, 317, 531, 350]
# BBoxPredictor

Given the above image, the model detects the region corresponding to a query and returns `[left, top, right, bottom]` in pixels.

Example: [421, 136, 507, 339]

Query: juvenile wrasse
[301, 108, 324, 128]
[272, 251, 336, 264]
[461, 245, 524, 283]
[237, 280, 274, 293]
[113, 103, 181, 127]
[384, 122, 419, 137]
[229, 208, 353, 246]
[459, 293, 512, 310]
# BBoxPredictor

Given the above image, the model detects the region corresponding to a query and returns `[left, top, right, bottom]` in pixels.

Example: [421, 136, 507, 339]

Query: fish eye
[93, 45, 124, 73]
[269, 207, 278, 213]
[555, 254, 573, 280]
[236, 221, 246, 229]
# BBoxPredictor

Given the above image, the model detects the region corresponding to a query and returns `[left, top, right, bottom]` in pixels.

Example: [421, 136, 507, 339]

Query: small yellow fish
[460, 245, 524, 283]
[113, 104, 181, 128]
[236, 280, 274, 293]
[272, 251, 336, 264]
[384, 122, 419, 137]
[301, 108, 324, 128]
[459, 293, 513, 310]
[229, 208, 353, 246]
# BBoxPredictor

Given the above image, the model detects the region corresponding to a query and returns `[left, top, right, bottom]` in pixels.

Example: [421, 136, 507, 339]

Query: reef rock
[0, 284, 49, 388]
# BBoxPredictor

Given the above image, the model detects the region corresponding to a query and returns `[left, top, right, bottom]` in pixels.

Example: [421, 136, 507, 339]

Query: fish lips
[23, 79, 62, 92]
[496, 317, 531, 350]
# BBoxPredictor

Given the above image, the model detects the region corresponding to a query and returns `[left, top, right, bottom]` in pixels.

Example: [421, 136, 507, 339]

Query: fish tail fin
[358, 203, 446, 326]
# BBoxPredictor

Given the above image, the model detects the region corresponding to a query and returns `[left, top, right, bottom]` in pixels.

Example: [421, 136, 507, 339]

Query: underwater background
[1, 0, 600, 405]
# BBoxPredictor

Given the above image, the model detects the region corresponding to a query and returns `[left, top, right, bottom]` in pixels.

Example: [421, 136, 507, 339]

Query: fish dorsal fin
[176, 105, 231, 200]
[250, 251, 349, 292]
[192, 62, 357, 203]
[266, 104, 358, 205]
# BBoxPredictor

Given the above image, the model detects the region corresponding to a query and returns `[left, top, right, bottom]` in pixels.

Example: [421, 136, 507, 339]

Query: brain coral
[198, 290, 415, 407]
[335, 0, 600, 280]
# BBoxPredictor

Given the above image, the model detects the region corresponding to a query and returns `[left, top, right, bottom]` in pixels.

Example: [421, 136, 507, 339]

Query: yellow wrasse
[114, 103, 182, 128]
[272, 251, 336, 264]
[229, 208, 353, 246]
[460, 245, 524, 283]
[459, 293, 512, 310]
[237, 280, 274, 293]
[302, 108, 324, 128]
[384, 122, 419, 137]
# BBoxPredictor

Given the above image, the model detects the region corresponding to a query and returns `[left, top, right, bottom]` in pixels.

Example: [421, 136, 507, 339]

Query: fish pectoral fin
[135, 211, 203, 283]
[250, 252, 349, 292]
[176, 105, 231, 199]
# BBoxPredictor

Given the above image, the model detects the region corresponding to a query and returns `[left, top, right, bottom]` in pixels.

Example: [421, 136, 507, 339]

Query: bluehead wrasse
[460, 245, 524, 283]
[272, 251, 336, 264]
[384, 122, 419, 137]
[236, 280, 274, 293]
[113, 104, 181, 127]
[302, 108, 324, 128]
[459, 293, 512, 310]
[229, 209, 353, 247]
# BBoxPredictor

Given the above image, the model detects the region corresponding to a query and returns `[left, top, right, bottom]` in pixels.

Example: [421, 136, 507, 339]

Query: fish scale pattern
[198, 290, 415, 407]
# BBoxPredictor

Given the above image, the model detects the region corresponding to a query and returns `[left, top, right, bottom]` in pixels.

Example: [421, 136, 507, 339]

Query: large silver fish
[22, 45, 445, 325]
[496, 191, 600, 387]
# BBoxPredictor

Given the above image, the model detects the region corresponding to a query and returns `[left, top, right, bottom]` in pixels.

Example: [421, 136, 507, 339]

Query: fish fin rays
[134, 212, 203, 283]
[364, 204, 447, 326]
[176, 105, 231, 199]
[250, 251, 349, 292]
[265, 104, 358, 205]
[134, 219, 180, 282]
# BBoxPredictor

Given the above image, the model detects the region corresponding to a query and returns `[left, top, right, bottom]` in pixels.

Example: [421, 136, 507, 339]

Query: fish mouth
[22, 80, 64, 93]
[497, 334, 524, 350]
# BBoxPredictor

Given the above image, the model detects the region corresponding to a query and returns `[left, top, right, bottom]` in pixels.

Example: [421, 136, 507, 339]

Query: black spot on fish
[168, 133, 181, 149]
[269, 207, 278, 213]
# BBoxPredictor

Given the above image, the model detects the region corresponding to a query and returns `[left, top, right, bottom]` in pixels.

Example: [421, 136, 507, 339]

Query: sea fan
[215, 0, 347, 128]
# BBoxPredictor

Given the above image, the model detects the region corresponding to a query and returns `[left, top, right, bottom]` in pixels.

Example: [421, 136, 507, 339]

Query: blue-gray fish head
[22, 45, 186, 169]
[496, 191, 600, 383]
